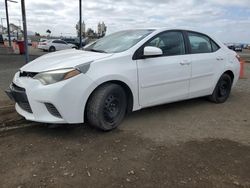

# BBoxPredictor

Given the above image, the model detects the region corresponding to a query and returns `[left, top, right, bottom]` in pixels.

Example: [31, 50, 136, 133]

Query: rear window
[188, 32, 212, 54]
[188, 32, 220, 53]
[53, 40, 66, 44]
[211, 40, 220, 52]
[64, 39, 74, 42]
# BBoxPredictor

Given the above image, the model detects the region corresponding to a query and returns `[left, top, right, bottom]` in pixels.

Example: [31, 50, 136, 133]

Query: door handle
[216, 57, 224, 61]
[180, 60, 191, 65]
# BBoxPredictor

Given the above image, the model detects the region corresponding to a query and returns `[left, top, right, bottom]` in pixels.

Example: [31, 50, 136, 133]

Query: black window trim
[184, 30, 221, 54]
[52, 40, 60, 44]
[132, 29, 221, 60]
[210, 39, 220, 52]
[61, 40, 67, 44]
[132, 29, 188, 60]
[52, 40, 67, 44]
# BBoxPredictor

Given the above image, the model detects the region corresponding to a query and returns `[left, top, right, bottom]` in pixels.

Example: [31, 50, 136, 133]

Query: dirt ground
[0, 48, 250, 187]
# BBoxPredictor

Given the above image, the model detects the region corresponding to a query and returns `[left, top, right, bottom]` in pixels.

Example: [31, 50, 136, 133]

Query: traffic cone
[240, 59, 245, 79]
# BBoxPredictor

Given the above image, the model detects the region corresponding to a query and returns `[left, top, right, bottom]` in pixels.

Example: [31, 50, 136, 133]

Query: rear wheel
[208, 74, 232, 103]
[86, 84, 127, 131]
[49, 46, 56, 52]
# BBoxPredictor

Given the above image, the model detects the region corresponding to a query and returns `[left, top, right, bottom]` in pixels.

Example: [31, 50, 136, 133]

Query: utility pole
[17, 19, 21, 39]
[79, 0, 82, 49]
[21, 0, 29, 63]
[4, 0, 11, 47]
[1, 18, 4, 28]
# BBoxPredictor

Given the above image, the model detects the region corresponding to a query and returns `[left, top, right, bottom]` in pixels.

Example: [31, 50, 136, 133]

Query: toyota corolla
[6, 28, 240, 131]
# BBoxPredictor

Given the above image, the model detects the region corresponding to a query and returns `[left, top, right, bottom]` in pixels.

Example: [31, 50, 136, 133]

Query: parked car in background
[37, 38, 48, 48]
[226, 44, 244, 52]
[227, 44, 235, 51]
[243, 44, 248, 49]
[234, 45, 243, 52]
[37, 38, 48, 50]
[63, 38, 86, 49]
[6, 28, 240, 131]
[28, 38, 32, 46]
[37, 39, 77, 52]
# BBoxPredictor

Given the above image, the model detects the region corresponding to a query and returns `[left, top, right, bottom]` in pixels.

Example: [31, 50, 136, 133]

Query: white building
[76, 21, 86, 37]
[0, 25, 7, 34]
[97, 22, 107, 37]
[0, 23, 21, 37]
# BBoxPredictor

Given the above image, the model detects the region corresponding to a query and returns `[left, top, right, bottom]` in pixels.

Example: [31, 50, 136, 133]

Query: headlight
[33, 68, 80, 85]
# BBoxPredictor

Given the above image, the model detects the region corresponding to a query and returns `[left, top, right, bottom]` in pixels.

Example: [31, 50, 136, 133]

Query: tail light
[41, 42, 47, 45]
[236, 54, 241, 62]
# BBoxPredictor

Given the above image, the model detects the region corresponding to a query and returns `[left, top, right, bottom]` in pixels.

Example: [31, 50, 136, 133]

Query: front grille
[19, 71, 38, 78]
[18, 102, 32, 113]
[10, 83, 33, 113]
[45, 103, 62, 118]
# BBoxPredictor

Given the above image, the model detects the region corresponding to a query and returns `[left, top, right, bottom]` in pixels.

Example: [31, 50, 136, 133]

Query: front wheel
[208, 74, 232, 103]
[86, 84, 127, 131]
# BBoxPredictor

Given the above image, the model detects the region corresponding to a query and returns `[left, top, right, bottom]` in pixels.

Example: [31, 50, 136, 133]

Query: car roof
[121, 28, 211, 35]
[51, 39, 62, 41]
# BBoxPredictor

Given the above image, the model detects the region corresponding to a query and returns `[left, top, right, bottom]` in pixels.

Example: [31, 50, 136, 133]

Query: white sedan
[6, 28, 240, 131]
[37, 39, 76, 52]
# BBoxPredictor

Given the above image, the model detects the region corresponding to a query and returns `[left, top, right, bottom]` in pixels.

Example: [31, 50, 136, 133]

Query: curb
[0, 122, 36, 132]
[0, 103, 40, 132]
[0, 104, 32, 131]
[0, 116, 38, 132]
[0, 104, 15, 110]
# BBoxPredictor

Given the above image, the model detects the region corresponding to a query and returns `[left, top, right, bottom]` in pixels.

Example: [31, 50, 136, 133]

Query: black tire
[86, 84, 127, 131]
[208, 74, 232, 103]
[49, 46, 56, 52]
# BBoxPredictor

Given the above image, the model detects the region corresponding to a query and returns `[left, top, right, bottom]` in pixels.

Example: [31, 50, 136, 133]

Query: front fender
[91, 74, 140, 111]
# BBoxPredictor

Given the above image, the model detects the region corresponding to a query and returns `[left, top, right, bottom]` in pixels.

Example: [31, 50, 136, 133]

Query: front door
[136, 31, 192, 107]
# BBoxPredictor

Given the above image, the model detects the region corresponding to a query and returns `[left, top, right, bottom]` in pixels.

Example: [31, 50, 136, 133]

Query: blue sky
[0, 0, 249, 43]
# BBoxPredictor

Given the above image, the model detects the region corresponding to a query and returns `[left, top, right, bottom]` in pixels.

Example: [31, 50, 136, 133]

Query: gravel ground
[0, 47, 250, 187]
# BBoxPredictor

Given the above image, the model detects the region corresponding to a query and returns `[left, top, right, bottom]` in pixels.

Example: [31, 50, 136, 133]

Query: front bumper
[6, 72, 97, 124]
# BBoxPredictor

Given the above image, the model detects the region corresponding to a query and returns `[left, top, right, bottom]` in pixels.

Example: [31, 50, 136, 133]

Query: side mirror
[143, 46, 163, 57]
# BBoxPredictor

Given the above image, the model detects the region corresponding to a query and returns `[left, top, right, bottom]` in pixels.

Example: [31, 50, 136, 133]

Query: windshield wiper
[87, 49, 107, 53]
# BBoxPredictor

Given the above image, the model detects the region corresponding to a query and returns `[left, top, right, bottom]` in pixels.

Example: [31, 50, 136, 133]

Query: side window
[146, 31, 185, 56]
[188, 32, 212, 54]
[53, 40, 66, 44]
[52, 40, 60, 44]
[211, 40, 220, 52]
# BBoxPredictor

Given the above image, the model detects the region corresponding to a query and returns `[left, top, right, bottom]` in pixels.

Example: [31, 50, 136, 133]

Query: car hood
[21, 49, 113, 72]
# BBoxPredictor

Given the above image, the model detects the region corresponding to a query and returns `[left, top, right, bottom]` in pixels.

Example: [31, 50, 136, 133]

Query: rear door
[186, 32, 224, 98]
[52, 40, 62, 50]
[52, 40, 68, 50]
[59, 40, 70, 50]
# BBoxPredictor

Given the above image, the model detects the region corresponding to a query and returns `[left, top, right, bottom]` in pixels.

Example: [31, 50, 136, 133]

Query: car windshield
[84, 29, 154, 53]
